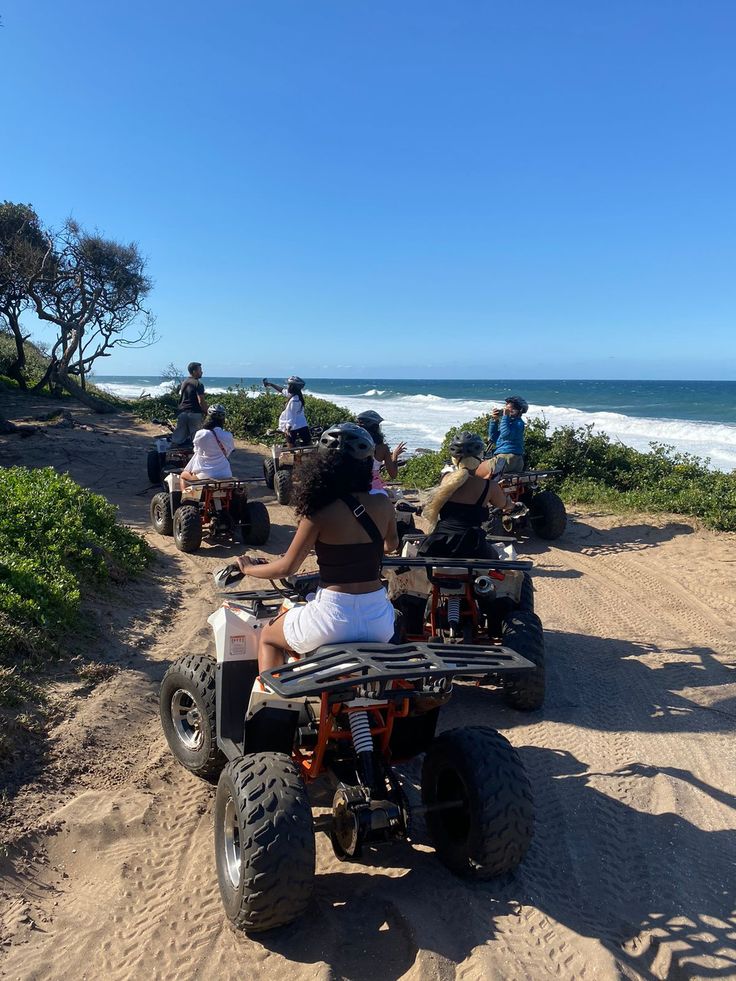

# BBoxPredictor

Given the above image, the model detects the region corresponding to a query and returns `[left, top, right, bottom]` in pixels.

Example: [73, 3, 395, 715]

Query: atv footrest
[261, 642, 534, 698]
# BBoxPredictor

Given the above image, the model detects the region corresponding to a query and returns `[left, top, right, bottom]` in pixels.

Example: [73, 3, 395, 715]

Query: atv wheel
[215, 753, 315, 932]
[519, 573, 534, 613]
[147, 448, 162, 485]
[173, 504, 202, 552]
[529, 490, 566, 540]
[159, 654, 225, 780]
[263, 457, 276, 489]
[501, 611, 545, 711]
[150, 492, 173, 536]
[274, 468, 293, 505]
[421, 726, 533, 878]
[242, 501, 271, 546]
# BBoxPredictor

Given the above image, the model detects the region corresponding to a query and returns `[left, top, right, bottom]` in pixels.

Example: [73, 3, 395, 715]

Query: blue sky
[1, 1, 735, 379]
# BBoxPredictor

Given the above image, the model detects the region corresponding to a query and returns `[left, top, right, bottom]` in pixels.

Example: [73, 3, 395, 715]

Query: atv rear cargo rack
[261, 641, 533, 698]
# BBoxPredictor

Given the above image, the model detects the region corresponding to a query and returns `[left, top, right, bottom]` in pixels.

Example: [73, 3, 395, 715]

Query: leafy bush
[0, 467, 151, 666]
[0, 334, 50, 387]
[128, 387, 354, 443]
[399, 413, 736, 531]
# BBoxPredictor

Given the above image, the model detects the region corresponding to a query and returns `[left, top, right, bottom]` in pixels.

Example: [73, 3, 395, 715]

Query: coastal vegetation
[129, 386, 355, 442]
[401, 413, 736, 532]
[0, 467, 151, 759]
[0, 201, 154, 411]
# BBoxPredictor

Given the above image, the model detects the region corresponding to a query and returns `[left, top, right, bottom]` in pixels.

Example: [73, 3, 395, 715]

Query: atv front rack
[261, 642, 533, 698]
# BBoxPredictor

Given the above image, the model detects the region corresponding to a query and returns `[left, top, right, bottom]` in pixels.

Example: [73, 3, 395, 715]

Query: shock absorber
[447, 595, 461, 629]
[349, 709, 375, 789]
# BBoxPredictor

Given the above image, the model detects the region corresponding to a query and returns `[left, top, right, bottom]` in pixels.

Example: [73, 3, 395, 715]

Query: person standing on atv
[180, 404, 235, 482]
[235, 422, 399, 672]
[263, 375, 311, 447]
[420, 431, 514, 558]
[170, 362, 208, 445]
[483, 395, 529, 475]
[356, 409, 407, 495]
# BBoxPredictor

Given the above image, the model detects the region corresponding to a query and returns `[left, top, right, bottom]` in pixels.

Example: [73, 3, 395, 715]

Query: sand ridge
[1, 391, 735, 980]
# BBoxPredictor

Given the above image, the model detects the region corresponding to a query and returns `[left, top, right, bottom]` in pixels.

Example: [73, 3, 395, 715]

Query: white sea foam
[95, 379, 231, 400]
[311, 390, 736, 472]
[94, 379, 736, 472]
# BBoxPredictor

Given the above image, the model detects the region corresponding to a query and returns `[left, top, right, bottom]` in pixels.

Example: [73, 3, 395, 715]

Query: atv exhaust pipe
[474, 575, 495, 596]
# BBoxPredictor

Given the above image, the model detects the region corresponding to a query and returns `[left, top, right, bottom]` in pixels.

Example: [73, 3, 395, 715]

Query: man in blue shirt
[487, 395, 529, 473]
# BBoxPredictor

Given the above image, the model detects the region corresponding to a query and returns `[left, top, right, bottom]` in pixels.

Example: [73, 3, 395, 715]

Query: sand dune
[1, 391, 735, 980]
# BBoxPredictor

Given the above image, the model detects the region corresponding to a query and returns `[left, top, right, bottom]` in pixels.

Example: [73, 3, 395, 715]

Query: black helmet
[206, 403, 227, 425]
[505, 395, 529, 414]
[187, 361, 202, 374]
[356, 409, 384, 426]
[449, 431, 485, 460]
[286, 375, 305, 388]
[319, 423, 375, 459]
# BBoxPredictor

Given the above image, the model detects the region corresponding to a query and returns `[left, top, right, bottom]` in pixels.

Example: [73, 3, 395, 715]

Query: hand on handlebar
[236, 555, 268, 573]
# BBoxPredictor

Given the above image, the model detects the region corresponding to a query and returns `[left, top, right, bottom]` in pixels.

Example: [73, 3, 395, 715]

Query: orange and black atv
[384, 552, 545, 711]
[150, 477, 270, 553]
[159, 570, 534, 933]
[493, 469, 567, 540]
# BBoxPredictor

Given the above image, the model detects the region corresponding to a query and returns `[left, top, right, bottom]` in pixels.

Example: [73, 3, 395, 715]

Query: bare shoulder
[365, 493, 395, 523]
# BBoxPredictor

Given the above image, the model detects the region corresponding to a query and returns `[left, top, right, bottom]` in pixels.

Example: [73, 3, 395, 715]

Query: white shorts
[282, 587, 396, 656]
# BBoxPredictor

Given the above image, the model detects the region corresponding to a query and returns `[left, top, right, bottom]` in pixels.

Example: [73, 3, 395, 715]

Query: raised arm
[381, 441, 406, 480]
[262, 378, 284, 394]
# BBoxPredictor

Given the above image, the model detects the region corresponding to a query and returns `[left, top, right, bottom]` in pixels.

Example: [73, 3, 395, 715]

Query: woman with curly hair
[236, 423, 399, 672]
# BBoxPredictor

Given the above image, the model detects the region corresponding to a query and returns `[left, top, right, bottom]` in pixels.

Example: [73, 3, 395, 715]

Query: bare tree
[27, 219, 157, 412]
[0, 202, 48, 388]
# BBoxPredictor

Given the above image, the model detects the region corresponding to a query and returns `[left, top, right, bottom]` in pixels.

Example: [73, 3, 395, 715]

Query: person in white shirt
[263, 375, 311, 446]
[180, 404, 235, 482]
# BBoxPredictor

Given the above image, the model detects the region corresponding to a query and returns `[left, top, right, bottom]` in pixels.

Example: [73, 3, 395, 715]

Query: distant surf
[94, 376, 736, 472]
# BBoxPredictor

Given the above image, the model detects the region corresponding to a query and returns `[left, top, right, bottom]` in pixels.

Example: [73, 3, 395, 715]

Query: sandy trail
[1, 394, 735, 981]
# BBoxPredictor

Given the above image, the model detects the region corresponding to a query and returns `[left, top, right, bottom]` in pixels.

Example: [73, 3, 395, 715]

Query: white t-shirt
[184, 427, 235, 479]
[278, 392, 308, 433]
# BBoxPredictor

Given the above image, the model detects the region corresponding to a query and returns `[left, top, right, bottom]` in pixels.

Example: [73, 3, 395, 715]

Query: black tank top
[315, 496, 384, 586]
[419, 481, 490, 559]
[437, 481, 490, 531]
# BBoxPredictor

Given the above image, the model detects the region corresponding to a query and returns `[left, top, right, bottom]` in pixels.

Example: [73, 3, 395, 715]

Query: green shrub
[398, 412, 736, 531]
[0, 467, 151, 666]
[0, 334, 50, 387]
[129, 387, 354, 443]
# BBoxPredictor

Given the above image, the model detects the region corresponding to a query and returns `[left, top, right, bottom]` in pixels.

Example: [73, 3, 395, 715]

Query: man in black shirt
[170, 361, 208, 444]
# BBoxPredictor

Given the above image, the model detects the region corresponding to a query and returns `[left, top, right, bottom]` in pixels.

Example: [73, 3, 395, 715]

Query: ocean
[94, 376, 736, 473]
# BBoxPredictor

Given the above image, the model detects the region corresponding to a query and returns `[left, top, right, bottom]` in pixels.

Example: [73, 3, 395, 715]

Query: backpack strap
[340, 494, 384, 545]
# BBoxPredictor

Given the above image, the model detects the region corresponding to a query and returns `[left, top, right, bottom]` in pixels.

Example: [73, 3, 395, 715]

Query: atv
[159, 571, 534, 933]
[262, 426, 324, 504]
[384, 548, 545, 711]
[495, 469, 567, 541]
[150, 475, 271, 553]
[146, 419, 193, 486]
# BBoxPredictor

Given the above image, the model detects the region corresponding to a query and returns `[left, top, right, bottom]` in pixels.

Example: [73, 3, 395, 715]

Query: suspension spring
[446, 595, 461, 627]
[349, 710, 374, 756]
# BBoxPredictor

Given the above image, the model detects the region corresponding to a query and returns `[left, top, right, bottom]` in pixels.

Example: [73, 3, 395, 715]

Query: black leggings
[286, 426, 312, 447]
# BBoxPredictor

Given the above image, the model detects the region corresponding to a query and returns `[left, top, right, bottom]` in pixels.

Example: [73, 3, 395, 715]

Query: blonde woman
[419, 431, 512, 558]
